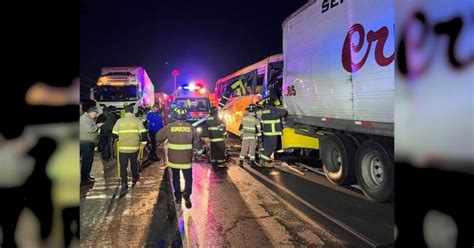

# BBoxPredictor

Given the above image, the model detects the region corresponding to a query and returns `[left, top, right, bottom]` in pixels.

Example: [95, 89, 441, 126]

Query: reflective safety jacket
[258, 106, 288, 136]
[156, 120, 203, 169]
[112, 113, 147, 153]
[206, 115, 226, 143]
[240, 112, 261, 140]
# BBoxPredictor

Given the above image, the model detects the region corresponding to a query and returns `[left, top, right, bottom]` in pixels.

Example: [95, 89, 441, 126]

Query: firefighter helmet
[171, 105, 187, 120]
[248, 104, 257, 112]
[209, 106, 218, 115]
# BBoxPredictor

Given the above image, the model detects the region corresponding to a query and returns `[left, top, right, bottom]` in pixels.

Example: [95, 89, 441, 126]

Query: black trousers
[99, 134, 113, 160]
[62, 206, 79, 247]
[149, 131, 158, 159]
[210, 141, 226, 163]
[171, 168, 193, 199]
[80, 141, 95, 181]
[119, 151, 139, 184]
[261, 135, 279, 161]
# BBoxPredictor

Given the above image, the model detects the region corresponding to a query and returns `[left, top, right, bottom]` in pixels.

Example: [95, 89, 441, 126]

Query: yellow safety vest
[112, 113, 147, 153]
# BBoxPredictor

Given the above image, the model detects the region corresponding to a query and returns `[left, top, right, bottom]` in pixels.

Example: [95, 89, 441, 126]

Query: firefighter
[112, 105, 148, 191]
[156, 105, 203, 208]
[206, 106, 227, 168]
[239, 104, 261, 167]
[258, 98, 288, 167]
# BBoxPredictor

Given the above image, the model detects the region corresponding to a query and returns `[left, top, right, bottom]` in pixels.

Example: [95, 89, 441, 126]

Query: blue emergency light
[179, 83, 205, 94]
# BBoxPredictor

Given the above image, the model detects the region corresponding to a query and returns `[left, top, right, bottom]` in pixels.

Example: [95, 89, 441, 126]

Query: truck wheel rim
[362, 152, 384, 189]
[330, 148, 342, 172]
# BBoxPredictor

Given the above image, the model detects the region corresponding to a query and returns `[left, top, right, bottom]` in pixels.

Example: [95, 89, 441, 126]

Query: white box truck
[281, 0, 394, 202]
[91, 67, 155, 110]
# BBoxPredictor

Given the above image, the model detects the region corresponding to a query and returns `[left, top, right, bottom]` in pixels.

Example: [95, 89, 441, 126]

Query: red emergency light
[181, 83, 205, 93]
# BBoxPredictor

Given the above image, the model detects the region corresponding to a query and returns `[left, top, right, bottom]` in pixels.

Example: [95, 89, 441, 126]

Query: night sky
[80, 0, 307, 96]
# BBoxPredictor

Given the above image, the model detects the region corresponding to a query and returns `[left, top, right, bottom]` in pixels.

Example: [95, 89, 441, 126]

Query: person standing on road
[97, 106, 118, 162]
[147, 104, 164, 161]
[258, 99, 288, 167]
[206, 106, 227, 168]
[239, 104, 261, 167]
[80, 106, 103, 185]
[156, 105, 203, 209]
[112, 105, 148, 191]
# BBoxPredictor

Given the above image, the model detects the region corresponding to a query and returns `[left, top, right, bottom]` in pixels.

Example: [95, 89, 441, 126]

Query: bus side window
[243, 77, 252, 96]
[255, 74, 265, 94]
[232, 86, 241, 97]
[231, 78, 249, 97]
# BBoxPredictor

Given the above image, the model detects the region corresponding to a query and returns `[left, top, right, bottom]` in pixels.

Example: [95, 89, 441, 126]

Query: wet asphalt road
[80, 142, 394, 247]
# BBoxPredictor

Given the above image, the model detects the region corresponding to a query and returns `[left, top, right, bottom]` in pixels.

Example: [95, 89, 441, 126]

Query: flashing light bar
[180, 83, 204, 92]
[188, 83, 202, 90]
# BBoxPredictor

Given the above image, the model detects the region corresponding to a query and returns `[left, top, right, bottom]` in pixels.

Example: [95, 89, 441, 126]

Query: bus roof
[216, 54, 283, 84]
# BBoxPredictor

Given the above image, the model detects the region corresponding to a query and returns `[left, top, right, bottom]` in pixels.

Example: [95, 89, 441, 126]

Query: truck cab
[91, 67, 154, 111]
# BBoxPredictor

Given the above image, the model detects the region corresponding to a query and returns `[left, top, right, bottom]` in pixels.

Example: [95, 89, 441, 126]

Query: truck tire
[322, 134, 356, 185]
[355, 140, 393, 202]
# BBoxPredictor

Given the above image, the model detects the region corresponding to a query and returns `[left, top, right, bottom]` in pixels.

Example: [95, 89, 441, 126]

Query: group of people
[79, 97, 287, 210]
[150, 100, 288, 209]
[205, 98, 288, 169]
[79, 103, 164, 187]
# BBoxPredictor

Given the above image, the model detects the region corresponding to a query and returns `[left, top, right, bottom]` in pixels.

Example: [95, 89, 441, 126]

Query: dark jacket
[156, 120, 202, 169]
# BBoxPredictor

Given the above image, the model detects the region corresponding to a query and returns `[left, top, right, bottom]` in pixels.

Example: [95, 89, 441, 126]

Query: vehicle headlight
[196, 127, 202, 133]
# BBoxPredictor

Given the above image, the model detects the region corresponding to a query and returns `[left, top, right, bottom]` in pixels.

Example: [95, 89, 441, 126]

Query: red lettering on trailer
[342, 23, 394, 73]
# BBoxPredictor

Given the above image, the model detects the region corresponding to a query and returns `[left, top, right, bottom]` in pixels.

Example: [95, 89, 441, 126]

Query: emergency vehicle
[172, 83, 211, 136]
